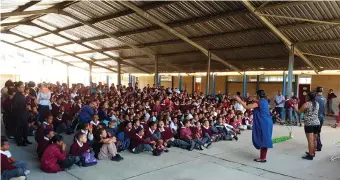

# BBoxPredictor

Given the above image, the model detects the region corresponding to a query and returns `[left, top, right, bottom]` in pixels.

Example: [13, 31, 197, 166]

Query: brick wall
[311, 75, 340, 114]
[137, 76, 154, 88]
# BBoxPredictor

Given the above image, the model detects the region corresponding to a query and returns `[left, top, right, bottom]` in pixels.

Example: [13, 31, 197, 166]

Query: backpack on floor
[80, 152, 97, 167]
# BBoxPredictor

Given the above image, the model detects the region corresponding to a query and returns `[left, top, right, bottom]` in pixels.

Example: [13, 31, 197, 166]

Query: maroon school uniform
[69, 141, 90, 156]
[191, 127, 203, 139]
[1, 153, 15, 173]
[40, 144, 66, 173]
[144, 128, 157, 140]
[130, 133, 152, 150]
[35, 122, 54, 142]
[180, 127, 193, 140]
[202, 126, 214, 136]
[51, 103, 61, 117]
[159, 127, 173, 141]
[62, 102, 72, 113]
[37, 137, 49, 159]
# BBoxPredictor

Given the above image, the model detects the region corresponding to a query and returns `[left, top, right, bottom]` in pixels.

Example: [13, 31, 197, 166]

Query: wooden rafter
[29, 21, 151, 74]
[0, 40, 88, 71]
[1, 1, 41, 21]
[242, 1, 319, 72]
[6, 31, 117, 73]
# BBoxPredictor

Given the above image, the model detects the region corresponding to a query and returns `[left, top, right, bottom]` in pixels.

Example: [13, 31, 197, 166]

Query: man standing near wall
[274, 91, 285, 120]
[315, 87, 326, 151]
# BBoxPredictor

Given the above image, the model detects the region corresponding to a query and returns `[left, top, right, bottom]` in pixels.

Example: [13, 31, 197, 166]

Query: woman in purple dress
[235, 90, 273, 163]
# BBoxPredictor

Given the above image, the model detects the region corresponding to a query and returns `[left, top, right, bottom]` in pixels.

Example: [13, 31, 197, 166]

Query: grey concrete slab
[5, 123, 340, 180]
[125, 159, 270, 180]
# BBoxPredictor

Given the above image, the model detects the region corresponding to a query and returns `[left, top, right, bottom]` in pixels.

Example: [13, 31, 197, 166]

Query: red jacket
[40, 144, 66, 173]
[180, 127, 193, 140]
[159, 127, 173, 141]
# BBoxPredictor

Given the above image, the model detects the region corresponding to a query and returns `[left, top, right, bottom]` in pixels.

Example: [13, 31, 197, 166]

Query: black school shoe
[305, 152, 315, 157]
[254, 158, 267, 163]
[302, 153, 314, 160]
[25, 139, 33, 144]
[204, 142, 212, 149]
[111, 155, 123, 161]
[233, 135, 238, 141]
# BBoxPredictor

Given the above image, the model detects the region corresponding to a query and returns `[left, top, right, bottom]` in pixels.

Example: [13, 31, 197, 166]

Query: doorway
[298, 84, 310, 107]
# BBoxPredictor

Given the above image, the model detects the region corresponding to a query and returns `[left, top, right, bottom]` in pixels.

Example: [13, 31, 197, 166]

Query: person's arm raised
[293, 102, 307, 114]
[234, 95, 258, 110]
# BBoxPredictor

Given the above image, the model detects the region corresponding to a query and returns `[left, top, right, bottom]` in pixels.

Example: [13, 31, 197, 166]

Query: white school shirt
[0, 150, 11, 158]
[275, 95, 285, 107]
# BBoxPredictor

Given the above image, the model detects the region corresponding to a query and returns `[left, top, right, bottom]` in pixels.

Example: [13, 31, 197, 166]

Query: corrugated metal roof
[1, 1, 339, 73]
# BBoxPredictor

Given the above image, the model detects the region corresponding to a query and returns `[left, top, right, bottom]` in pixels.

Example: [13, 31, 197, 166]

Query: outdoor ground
[6, 117, 340, 180]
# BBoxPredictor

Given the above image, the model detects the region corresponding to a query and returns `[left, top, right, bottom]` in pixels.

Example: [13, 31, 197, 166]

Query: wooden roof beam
[7, 31, 117, 73]
[60, 9, 185, 73]
[29, 21, 150, 74]
[0, 39, 88, 71]
[1, 1, 41, 21]
[1, 8, 59, 18]
[255, 1, 312, 12]
[258, 13, 340, 25]
[242, 1, 319, 73]
[119, 1, 242, 72]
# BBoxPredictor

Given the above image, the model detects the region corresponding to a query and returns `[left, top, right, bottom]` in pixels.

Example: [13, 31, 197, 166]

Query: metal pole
[225, 76, 229, 95]
[178, 75, 182, 91]
[171, 76, 174, 89]
[106, 75, 110, 86]
[256, 75, 260, 91]
[155, 55, 159, 85]
[66, 64, 70, 88]
[282, 71, 287, 97]
[206, 51, 211, 95]
[294, 75, 299, 96]
[192, 76, 195, 95]
[212, 73, 216, 96]
[243, 72, 247, 97]
[89, 63, 92, 86]
[117, 61, 121, 85]
[287, 45, 294, 99]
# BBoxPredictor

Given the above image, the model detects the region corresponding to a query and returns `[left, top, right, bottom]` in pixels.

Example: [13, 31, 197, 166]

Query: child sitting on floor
[37, 130, 55, 160]
[1, 137, 30, 180]
[236, 114, 247, 130]
[130, 127, 156, 154]
[202, 120, 223, 142]
[75, 123, 94, 146]
[214, 117, 235, 141]
[93, 128, 123, 161]
[242, 112, 253, 130]
[28, 105, 39, 136]
[69, 133, 91, 158]
[40, 135, 76, 173]
[35, 113, 54, 143]
[191, 121, 212, 149]
[105, 121, 117, 138]
[90, 115, 100, 135]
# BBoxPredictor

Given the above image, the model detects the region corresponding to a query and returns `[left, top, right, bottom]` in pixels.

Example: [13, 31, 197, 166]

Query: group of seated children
[29, 99, 254, 174]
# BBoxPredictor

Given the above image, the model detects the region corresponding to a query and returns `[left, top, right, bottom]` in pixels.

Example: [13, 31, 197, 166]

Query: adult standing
[274, 91, 285, 120]
[79, 99, 97, 124]
[235, 90, 273, 163]
[12, 81, 32, 146]
[36, 83, 51, 122]
[327, 89, 337, 115]
[293, 91, 320, 160]
[315, 87, 326, 151]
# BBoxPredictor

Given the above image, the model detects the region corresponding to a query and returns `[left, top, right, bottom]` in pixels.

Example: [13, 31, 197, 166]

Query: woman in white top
[36, 83, 51, 122]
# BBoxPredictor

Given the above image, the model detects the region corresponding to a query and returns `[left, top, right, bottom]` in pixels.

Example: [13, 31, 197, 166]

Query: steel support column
[154, 55, 159, 85]
[206, 51, 211, 95]
[171, 76, 174, 89]
[294, 75, 299, 96]
[117, 61, 121, 85]
[282, 71, 287, 97]
[106, 75, 110, 86]
[243, 73, 247, 97]
[256, 75, 260, 91]
[192, 76, 195, 94]
[128, 74, 132, 84]
[89, 63, 92, 85]
[212, 73, 216, 96]
[67, 65, 70, 88]
[225, 76, 229, 95]
[287, 45, 294, 99]
[178, 75, 182, 91]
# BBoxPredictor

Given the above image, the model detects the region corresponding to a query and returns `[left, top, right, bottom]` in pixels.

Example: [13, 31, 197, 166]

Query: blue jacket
[316, 95, 326, 117]
[98, 108, 110, 121]
[79, 105, 95, 123]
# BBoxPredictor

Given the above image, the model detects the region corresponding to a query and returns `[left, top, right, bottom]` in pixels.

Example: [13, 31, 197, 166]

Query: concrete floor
[6, 117, 340, 180]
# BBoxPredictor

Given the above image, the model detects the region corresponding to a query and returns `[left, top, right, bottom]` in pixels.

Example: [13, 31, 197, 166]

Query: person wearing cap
[235, 90, 273, 163]
[315, 87, 326, 151]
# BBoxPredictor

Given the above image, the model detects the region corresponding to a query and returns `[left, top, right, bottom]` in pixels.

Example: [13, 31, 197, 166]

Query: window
[299, 77, 311, 84]
[195, 77, 201, 83]
[228, 76, 243, 82]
